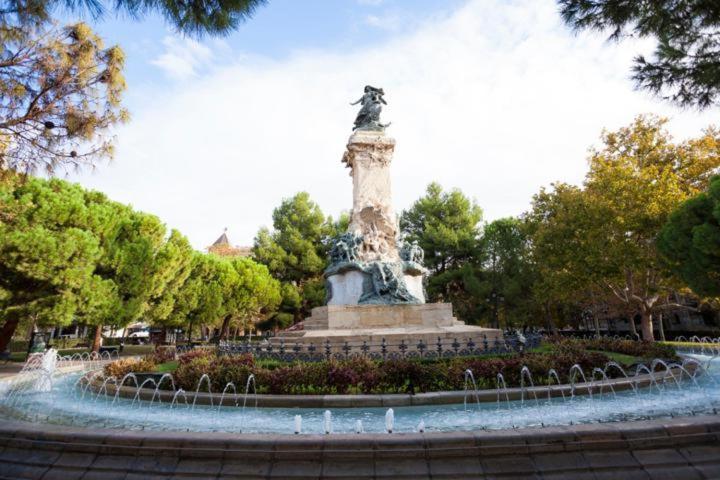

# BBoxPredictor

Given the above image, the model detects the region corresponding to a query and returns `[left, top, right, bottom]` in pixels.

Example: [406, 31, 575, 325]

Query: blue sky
[65, 0, 718, 250]
[73, 0, 465, 109]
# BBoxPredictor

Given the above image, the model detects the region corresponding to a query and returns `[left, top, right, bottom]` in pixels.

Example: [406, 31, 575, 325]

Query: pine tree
[559, 0, 720, 108]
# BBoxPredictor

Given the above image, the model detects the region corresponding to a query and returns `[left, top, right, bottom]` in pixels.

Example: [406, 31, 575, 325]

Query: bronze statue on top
[350, 85, 390, 131]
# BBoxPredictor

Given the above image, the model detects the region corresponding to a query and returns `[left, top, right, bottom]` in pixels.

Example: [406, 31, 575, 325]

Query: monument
[273, 87, 502, 348]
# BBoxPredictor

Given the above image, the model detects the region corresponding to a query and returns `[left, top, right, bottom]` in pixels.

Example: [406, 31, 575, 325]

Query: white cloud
[72, 0, 718, 250]
[150, 36, 217, 80]
[364, 13, 402, 31]
[357, 0, 384, 5]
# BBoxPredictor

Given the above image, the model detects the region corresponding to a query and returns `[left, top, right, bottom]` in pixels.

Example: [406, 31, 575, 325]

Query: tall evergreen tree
[0, 175, 199, 352]
[558, 0, 720, 108]
[2, 0, 266, 36]
[400, 183, 483, 323]
[659, 175, 720, 298]
[252, 192, 340, 325]
[0, 21, 127, 175]
[477, 218, 535, 329]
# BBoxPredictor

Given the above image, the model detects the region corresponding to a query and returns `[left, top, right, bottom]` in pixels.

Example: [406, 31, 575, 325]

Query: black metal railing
[212, 333, 541, 362]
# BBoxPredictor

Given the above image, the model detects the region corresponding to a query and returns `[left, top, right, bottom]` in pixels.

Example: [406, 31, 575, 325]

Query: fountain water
[591, 368, 616, 398]
[385, 408, 394, 433]
[192, 374, 213, 409]
[463, 369, 480, 410]
[2, 348, 719, 435]
[520, 366, 539, 406]
[496, 373, 510, 409]
[112, 373, 138, 405]
[569, 364, 592, 400]
[324, 410, 333, 434]
[546, 369, 565, 402]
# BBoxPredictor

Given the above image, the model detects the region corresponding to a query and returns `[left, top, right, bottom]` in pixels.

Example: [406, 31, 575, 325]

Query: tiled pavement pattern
[0, 415, 719, 479]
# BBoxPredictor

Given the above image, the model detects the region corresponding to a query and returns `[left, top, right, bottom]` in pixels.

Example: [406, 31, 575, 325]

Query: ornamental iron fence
[208, 332, 542, 362]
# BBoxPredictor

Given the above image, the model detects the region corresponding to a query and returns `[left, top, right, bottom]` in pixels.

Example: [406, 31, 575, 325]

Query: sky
[65, 0, 719, 250]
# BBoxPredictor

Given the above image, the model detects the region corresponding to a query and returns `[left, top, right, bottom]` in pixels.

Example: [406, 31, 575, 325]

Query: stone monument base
[270, 303, 503, 350]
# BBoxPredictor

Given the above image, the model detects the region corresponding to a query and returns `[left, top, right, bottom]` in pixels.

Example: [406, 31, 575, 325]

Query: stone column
[341, 130, 400, 263]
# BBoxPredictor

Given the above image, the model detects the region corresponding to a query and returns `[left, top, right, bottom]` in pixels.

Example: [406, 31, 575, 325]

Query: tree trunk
[640, 311, 654, 342]
[0, 316, 20, 352]
[187, 320, 194, 343]
[592, 313, 600, 337]
[92, 325, 103, 353]
[219, 315, 232, 341]
[628, 315, 638, 339]
[658, 312, 666, 342]
[544, 303, 557, 334]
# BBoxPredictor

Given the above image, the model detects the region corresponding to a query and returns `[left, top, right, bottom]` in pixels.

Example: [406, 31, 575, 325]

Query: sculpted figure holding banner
[350, 85, 389, 131]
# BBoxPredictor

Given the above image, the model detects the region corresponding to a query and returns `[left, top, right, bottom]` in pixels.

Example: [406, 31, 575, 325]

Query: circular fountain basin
[1, 357, 717, 435]
[1, 351, 719, 478]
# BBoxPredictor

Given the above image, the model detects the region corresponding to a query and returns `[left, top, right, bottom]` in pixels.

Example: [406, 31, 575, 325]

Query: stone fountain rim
[0, 412, 715, 440]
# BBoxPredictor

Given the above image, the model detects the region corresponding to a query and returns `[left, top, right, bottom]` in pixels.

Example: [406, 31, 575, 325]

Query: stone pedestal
[305, 303, 459, 330]
[342, 130, 399, 263]
[326, 262, 425, 305]
[326, 129, 425, 306]
[273, 303, 503, 350]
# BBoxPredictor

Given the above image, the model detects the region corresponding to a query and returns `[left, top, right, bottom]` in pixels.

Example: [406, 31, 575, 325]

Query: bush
[151, 345, 176, 364]
[103, 357, 157, 379]
[100, 337, 666, 394]
[174, 352, 254, 392]
[177, 348, 215, 366]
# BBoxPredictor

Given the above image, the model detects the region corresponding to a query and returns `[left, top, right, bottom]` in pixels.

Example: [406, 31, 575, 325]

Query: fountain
[2, 347, 717, 435]
[1, 91, 719, 477]
[324, 410, 333, 434]
[385, 408, 394, 433]
[294, 415, 302, 434]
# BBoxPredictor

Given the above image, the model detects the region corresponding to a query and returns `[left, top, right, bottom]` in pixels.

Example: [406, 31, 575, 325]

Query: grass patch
[7, 352, 27, 362]
[532, 342, 639, 366]
[527, 344, 554, 354]
[662, 341, 717, 348]
[588, 350, 638, 366]
[155, 360, 178, 373]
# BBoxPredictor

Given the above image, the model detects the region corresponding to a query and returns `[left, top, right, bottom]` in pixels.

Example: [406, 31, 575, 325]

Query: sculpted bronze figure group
[351, 85, 390, 131]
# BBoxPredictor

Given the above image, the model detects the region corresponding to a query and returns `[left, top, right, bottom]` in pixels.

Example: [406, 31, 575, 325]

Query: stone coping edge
[0, 414, 718, 447]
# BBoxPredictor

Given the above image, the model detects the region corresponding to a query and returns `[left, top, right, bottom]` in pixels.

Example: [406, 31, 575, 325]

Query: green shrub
[169, 351, 619, 394]
[151, 345, 176, 363]
[103, 357, 157, 379]
[102, 338, 671, 394]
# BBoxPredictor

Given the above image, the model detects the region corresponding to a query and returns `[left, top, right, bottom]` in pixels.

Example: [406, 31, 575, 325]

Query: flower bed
[100, 338, 678, 395]
[169, 348, 611, 394]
